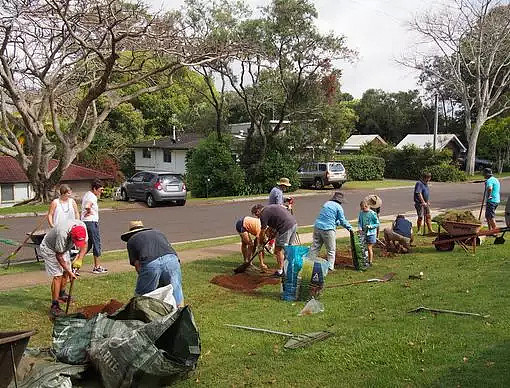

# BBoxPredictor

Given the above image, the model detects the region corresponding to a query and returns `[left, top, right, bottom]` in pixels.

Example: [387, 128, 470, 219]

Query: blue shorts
[135, 254, 184, 305]
[486, 202, 498, 220]
[365, 234, 377, 244]
[235, 217, 246, 233]
[84, 221, 101, 257]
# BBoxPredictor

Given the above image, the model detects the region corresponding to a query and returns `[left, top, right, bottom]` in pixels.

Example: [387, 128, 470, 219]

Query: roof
[396, 134, 466, 152]
[130, 133, 203, 150]
[0, 156, 113, 184]
[340, 134, 387, 151]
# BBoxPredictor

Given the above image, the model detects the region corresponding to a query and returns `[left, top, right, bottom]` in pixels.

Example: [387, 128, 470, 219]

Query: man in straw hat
[309, 192, 352, 272]
[121, 221, 184, 306]
[39, 219, 87, 317]
[363, 194, 382, 238]
[268, 177, 292, 206]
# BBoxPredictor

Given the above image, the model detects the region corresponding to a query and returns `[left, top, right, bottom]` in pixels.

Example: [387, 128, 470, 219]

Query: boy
[483, 168, 500, 231]
[358, 200, 379, 266]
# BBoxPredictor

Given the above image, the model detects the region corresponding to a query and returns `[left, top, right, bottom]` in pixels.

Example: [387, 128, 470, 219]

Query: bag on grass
[350, 230, 367, 271]
[281, 245, 309, 301]
[296, 258, 329, 300]
[52, 314, 96, 365]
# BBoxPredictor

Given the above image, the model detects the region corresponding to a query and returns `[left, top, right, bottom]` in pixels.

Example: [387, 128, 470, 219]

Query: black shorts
[235, 217, 246, 233]
[486, 202, 498, 220]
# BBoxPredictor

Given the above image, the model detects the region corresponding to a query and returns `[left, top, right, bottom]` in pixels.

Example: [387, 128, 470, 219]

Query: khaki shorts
[40, 241, 71, 277]
[384, 227, 411, 248]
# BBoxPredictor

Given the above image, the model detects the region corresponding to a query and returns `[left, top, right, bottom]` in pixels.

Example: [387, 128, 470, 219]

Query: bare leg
[274, 247, 284, 271]
[416, 217, 423, 232]
[425, 215, 434, 234]
[367, 244, 374, 264]
[487, 217, 497, 231]
[93, 255, 101, 268]
[51, 276, 63, 302]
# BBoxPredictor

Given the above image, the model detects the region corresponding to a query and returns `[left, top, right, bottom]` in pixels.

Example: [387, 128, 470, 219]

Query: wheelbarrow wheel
[434, 236, 455, 251]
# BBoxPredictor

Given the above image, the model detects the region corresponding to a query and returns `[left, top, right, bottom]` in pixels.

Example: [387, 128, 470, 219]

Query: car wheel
[332, 182, 342, 189]
[121, 189, 129, 201]
[146, 194, 156, 208]
[314, 178, 324, 190]
[177, 199, 186, 206]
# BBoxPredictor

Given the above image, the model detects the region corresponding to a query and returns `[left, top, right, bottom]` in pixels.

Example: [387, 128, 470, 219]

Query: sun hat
[121, 220, 152, 242]
[277, 177, 291, 187]
[330, 192, 344, 204]
[363, 194, 382, 209]
[70, 225, 87, 248]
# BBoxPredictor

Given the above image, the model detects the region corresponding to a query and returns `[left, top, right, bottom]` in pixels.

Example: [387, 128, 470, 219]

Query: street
[1, 179, 508, 261]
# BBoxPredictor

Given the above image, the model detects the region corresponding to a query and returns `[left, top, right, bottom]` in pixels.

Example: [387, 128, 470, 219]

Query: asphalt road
[2, 179, 508, 261]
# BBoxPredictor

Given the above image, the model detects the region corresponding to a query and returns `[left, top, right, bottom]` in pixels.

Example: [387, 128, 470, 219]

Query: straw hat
[121, 220, 152, 242]
[330, 192, 344, 204]
[277, 177, 291, 187]
[363, 194, 382, 209]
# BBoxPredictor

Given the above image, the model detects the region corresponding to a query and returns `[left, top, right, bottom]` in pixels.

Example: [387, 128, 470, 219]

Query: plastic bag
[281, 245, 309, 301]
[143, 284, 177, 309]
[299, 298, 324, 316]
[296, 258, 329, 300]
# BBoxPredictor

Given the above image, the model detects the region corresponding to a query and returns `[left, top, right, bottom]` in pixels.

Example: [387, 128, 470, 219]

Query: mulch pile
[211, 272, 280, 291]
[77, 299, 125, 319]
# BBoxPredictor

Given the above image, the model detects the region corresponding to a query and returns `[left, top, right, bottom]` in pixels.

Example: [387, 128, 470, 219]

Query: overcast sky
[148, 0, 442, 98]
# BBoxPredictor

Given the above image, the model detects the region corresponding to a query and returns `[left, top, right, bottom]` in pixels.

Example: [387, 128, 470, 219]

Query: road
[1, 179, 508, 261]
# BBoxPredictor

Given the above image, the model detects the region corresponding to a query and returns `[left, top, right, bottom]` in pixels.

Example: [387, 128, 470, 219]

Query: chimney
[172, 126, 176, 142]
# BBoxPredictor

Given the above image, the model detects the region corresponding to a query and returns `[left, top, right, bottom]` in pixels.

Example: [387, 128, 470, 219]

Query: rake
[325, 272, 396, 289]
[225, 324, 333, 349]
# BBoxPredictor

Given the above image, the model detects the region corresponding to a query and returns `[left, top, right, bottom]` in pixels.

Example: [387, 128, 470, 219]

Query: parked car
[121, 171, 187, 207]
[458, 157, 493, 171]
[297, 161, 347, 189]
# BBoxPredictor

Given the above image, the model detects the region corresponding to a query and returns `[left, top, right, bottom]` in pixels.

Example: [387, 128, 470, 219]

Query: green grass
[1, 235, 510, 387]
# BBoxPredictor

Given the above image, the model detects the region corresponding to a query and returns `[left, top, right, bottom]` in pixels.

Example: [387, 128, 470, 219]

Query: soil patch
[320, 251, 355, 268]
[77, 299, 125, 319]
[211, 272, 280, 291]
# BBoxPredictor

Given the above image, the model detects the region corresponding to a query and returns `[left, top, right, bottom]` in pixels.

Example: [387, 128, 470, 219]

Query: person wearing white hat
[121, 221, 184, 307]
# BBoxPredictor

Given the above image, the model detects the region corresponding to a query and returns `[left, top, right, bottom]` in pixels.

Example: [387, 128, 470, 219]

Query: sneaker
[50, 304, 64, 318]
[271, 270, 284, 278]
[92, 266, 108, 274]
[72, 268, 80, 277]
[58, 292, 73, 303]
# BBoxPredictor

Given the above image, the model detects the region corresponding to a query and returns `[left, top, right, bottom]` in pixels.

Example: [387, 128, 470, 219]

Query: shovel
[65, 278, 75, 314]
[408, 306, 489, 318]
[325, 272, 396, 289]
[225, 324, 333, 349]
[3, 214, 47, 268]
[233, 239, 270, 274]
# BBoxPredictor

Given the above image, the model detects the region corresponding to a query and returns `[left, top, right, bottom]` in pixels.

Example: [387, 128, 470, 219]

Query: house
[130, 132, 203, 175]
[396, 134, 467, 159]
[0, 156, 113, 206]
[338, 134, 387, 153]
[228, 120, 291, 140]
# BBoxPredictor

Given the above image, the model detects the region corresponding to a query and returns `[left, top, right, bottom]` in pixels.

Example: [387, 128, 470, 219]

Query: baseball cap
[70, 225, 87, 248]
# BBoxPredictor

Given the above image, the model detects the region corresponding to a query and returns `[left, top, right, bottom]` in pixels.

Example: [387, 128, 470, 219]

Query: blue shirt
[268, 186, 284, 205]
[394, 218, 412, 238]
[358, 210, 379, 237]
[414, 180, 430, 204]
[485, 176, 500, 204]
[314, 201, 352, 231]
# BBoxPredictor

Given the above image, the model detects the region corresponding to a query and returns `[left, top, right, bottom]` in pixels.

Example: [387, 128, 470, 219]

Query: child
[358, 200, 380, 266]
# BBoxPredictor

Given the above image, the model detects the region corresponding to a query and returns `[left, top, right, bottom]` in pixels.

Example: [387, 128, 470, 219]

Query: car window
[329, 163, 345, 172]
[131, 172, 144, 182]
[318, 164, 327, 171]
[159, 174, 182, 184]
[142, 173, 154, 182]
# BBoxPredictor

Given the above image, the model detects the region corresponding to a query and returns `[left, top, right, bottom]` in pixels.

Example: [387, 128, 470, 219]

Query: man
[384, 215, 413, 253]
[80, 178, 107, 274]
[414, 172, 433, 234]
[251, 204, 297, 277]
[39, 219, 87, 317]
[121, 221, 184, 307]
[235, 216, 267, 271]
[309, 192, 352, 272]
[268, 177, 291, 205]
[483, 168, 500, 231]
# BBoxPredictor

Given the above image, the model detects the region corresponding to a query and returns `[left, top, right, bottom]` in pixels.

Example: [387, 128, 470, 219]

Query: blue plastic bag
[281, 245, 309, 301]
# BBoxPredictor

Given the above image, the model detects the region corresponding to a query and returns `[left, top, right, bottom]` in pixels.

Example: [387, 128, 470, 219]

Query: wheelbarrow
[0, 330, 36, 388]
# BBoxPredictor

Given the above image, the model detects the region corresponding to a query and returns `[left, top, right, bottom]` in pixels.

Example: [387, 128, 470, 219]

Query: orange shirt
[243, 216, 261, 236]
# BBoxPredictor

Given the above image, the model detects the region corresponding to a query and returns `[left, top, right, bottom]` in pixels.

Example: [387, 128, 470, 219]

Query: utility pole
[433, 93, 439, 151]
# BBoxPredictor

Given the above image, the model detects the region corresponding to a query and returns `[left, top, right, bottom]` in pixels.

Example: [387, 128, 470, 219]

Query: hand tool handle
[225, 324, 293, 337]
[4, 214, 47, 266]
[65, 278, 74, 314]
[478, 185, 487, 221]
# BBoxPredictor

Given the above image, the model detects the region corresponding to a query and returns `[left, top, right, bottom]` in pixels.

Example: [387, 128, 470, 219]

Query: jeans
[309, 228, 336, 269]
[135, 254, 184, 305]
[84, 221, 101, 257]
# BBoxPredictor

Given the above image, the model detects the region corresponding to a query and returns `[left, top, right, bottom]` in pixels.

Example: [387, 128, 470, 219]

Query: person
[268, 177, 291, 205]
[251, 204, 297, 277]
[121, 221, 184, 307]
[383, 215, 413, 253]
[47, 184, 80, 228]
[363, 194, 382, 238]
[414, 172, 433, 234]
[309, 192, 352, 272]
[80, 178, 107, 274]
[235, 216, 267, 271]
[358, 200, 379, 266]
[483, 168, 500, 231]
[39, 219, 88, 317]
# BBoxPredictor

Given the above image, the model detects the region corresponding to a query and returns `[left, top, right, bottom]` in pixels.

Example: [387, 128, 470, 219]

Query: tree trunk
[465, 120, 483, 175]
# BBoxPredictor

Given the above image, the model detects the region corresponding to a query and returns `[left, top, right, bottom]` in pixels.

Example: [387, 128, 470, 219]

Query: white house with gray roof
[396, 134, 466, 159]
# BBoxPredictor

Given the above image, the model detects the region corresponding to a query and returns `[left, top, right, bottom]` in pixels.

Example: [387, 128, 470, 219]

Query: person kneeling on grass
[235, 216, 267, 271]
[121, 221, 184, 307]
[384, 215, 413, 253]
[39, 219, 88, 317]
[358, 200, 380, 266]
[309, 192, 352, 272]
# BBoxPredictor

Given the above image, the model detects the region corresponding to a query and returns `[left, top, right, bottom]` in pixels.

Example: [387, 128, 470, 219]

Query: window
[163, 149, 172, 163]
[142, 148, 152, 158]
[142, 173, 154, 182]
[1, 184, 14, 202]
[131, 172, 144, 182]
[319, 164, 327, 171]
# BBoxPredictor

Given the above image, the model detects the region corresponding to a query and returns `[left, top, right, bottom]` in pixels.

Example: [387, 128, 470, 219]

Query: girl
[358, 200, 379, 266]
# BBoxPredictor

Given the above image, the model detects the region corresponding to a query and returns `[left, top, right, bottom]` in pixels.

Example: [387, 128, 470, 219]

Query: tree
[410, 0, 510, 174]
[0, 0, 237, 201]
[478, 116, 510, 172]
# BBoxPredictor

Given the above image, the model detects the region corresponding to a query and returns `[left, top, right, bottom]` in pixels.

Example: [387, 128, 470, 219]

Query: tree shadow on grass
[431, 340, 510, 387]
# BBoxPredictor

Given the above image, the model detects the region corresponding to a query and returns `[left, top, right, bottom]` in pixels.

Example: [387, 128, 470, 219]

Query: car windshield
[159, 174, 181, 184]
[330, 163, 345, 172]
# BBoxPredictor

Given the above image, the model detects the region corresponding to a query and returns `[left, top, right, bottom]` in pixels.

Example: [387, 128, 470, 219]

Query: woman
[47, 184, 80, 228]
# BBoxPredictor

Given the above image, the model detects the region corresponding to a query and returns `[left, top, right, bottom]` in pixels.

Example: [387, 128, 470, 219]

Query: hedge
[339, 155, 385, 181]
[425, 164, 467, 182]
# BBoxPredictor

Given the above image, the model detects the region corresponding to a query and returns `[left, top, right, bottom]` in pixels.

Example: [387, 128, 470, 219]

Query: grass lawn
[1, 235, 510, 387]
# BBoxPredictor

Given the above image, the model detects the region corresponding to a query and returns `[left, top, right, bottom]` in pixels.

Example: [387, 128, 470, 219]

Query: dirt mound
[320, 251, 354, 268]
[77, 299, 124, 319]
[211, 272, 280, 291]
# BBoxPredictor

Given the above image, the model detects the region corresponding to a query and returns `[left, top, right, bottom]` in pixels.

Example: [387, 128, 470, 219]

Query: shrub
[338, 155, 385, 181]
[425, 163, 467, 182]
[186, 135, 246, 198]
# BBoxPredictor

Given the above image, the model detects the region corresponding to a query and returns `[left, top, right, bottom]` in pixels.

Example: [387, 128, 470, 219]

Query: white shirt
[81, 191, 99, 222]
[52, 198, 77, 227]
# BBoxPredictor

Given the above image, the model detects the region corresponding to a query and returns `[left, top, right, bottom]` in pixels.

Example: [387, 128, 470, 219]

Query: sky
[148, 0, 442, 98]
